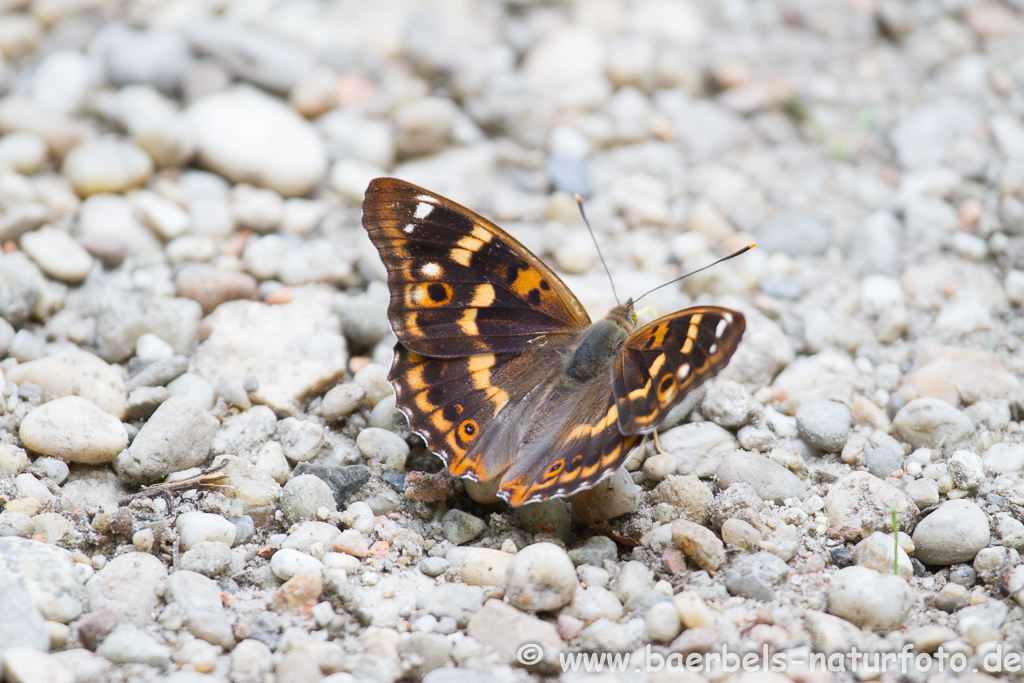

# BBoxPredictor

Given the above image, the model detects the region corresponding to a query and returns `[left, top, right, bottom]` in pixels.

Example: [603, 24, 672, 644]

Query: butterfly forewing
[612, 307, 746, 434]
[362, 178, 590, 358]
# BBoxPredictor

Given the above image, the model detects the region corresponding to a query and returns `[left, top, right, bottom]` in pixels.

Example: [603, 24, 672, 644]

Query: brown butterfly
[361, 178, 746, 506]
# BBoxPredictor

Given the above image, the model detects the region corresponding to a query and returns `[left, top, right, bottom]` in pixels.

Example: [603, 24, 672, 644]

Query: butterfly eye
[629, 310, 638, 325]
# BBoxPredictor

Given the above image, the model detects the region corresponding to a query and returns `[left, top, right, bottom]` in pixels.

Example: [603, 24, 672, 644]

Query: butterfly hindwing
[362, 178, 590, 358]
[612, 307, 746, 434]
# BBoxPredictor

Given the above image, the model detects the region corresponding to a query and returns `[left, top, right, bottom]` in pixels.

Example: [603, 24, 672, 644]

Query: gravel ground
[1, 0, 1024, 682]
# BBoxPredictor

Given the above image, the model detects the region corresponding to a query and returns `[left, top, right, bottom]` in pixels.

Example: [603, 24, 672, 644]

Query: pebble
[0, 537, 84, 623]
[904, 477, 940, 509]
[276, 417, 326, 463]
[458, 548, 514, 588]
[573, 469, 639, 522]
[115, 396, 218, 484]
[20, 226, 93, 283]
[321, 382, 366, 421]
[826, 566, 915, 633]
[567, 536, 617, 567]
[947, 450, 984, 490]
[332, 529, 368, 558]
[645, 600, 682, 643]
[892, 398, 975, 450]
[356, 427, 409, 470]
[280, 474, 337, 523]
[716, 451, 806, 503]
[506, 542, 579, 613]
[211, 405, 277, 456]
[270, 548, 324, 581]
[865, 447, 904, 479]
[191, 292, 348, 417]
[185, 87, 327, 197]
[466, 599, 562, 668]
[795, 400, 851, 453]
[61, 139, 153, 197]
[721, 518, 763, 549]
[824, 472, 917, 537]
[270, 574, 323, 613]
[165, 570, 235, 648]
[0, 252, 44, 328]
[175, 264, 258, 315]
[912, 499, 991, 565]
[671, 519, 725, 572]
[441, 509, 487, 546]
[125, 355, 189, 392]
[419, 557, 449, 577]
[179, 541, 233, 577]
[854, 532, 912, 580]
[571, 586, 624, 624]
[84, 552, 166, 625]
[176, 511, 236, 550]
[700, 380, 760, 428]
[337, 281, 393, 350]
[982, 442, 1024, 474]
[19, 396, 127, 464]
[0, 132, 47, 174]
[95, 623, 170, 666]
[723, 551, 789, 601]
[650, 475, 714, 525]
[231, 184, 284, 233]
[0, 573, 49, 654]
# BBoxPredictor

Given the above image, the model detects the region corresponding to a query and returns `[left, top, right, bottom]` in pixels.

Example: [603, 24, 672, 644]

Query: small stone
[114, 396, 218, 484]
[673, 591, 715, 629]
[724, 551, 789, 600]
[185, 87, 327, 197]
[404, 471, 448, 503]
[651, 475, 714, 525]
[824, 471, 918, 537]
[716, 451, 806, 503]
[701, 380, 759, 428]
[321, 382, 365, 421]
[671, 519, 725, 572]
[795, 400, 851, 453]
[77, 609, 120, 651]
[441, 509, 486, 545]
[271, 573, 323, 615]
[269, 548, 323, 581]
[7, 349, 126, 418]
[175, 264, 258, 315]
[904, 477, 940, 510]
[892, 398, 975, 450]
[62, 139, 153, 197]
[912, 499, 991, 565]
[125, 355, 189, 392]
[280, 475, 337, 523]
[721, 518, 762, 549]
[948, 450, 984, 490]
[459, 548, 514, 588]
[419, 557, 449, 577]
[865, 447, 904, 479]
[19, 396, 127, 464]
[568, 536, 617, 567]
[332, 529, 368, 558]
[854, 532, 912, 580]
[179, 541, 232, 577]
[934, 582, 969, 613]
[165, 570, 235, 647]
[20, 227, 93, 283]
[571, 586, 623, 624]
[276, 417, 326, 463]
[465, 599, 563, 666]
[356, 427, 409, 471]
[126, 386, 170, 419]
[826, 566, 915, 632]
[94, 624, 171, 666]
[175, 511, 236, 551]
[645, 600, 682, 643]
[85, 552, 165, 626]
[506, 542, 579, 613]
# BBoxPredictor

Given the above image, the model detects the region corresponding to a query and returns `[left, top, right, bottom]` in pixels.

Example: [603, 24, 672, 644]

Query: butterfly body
[362, 178, 746, 506]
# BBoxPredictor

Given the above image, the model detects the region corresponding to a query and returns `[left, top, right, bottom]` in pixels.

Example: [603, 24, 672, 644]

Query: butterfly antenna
[575, 193, 620, 305]
[633, 243, 756, 305]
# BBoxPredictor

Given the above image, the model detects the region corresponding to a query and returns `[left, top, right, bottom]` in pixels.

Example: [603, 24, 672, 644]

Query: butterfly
[361, 178, 746, 507]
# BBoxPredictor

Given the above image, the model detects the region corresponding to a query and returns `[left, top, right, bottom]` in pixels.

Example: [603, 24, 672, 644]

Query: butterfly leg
[652, 428, 665, 455]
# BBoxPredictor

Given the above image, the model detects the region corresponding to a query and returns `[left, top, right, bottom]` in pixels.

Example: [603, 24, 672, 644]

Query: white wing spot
[677, 364, 690, 379]
[403, 224, 416, 233]
[708, 344, 718, 354]
[416, 194, 435, 203]
[414, 202, 433, 219]
[716, 319, 728, 338]
[421, 262, 442, 277]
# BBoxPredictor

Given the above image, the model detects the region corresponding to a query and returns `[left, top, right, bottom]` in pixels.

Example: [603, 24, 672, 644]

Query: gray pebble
[336, 281, 390, 349]
[700, 380, 760, 428]
[124, 355, 188, 391]
[125, 385, 171, 419]
[724, 551, 790, 601]
[0, 537, 84, 623]
[716, 450, 806, 503]
[892, 398, 975, 450]
[441, 509, 486, 545]
[948, 450, 984, 490]
[276, 416, 326, 462]
[356, 427, 409, 469]
[99, 26, 191, 93]
[25, 456, 69, 484]
[228, 515, 255, 546]
[568, 536, 617, 567]
[419, 557, 449, 577]
[280, 474, 337, 523]
[949, 565, 977, 587]
[736, 425, 777, 452]
[292, 463, 370, 507]
[95, 623, 171, 666]
[115, 396, 218, 484]
[321, 382, 365, 421]
[176, 510, 236, 550]
[211, 405, 277, 456]
[85, 552, 166, 626]
[795, 400, 851, 453]
[0, 253, 43, 328]
[865, 447, 904, 479]
[165, 569, 235, 648]
[416, 584, 484, 627]
[10, 328, 46, 361]
[368, 394, 407, 433]
[912, 499, 990, 565]
[179, 541, 233, 577]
